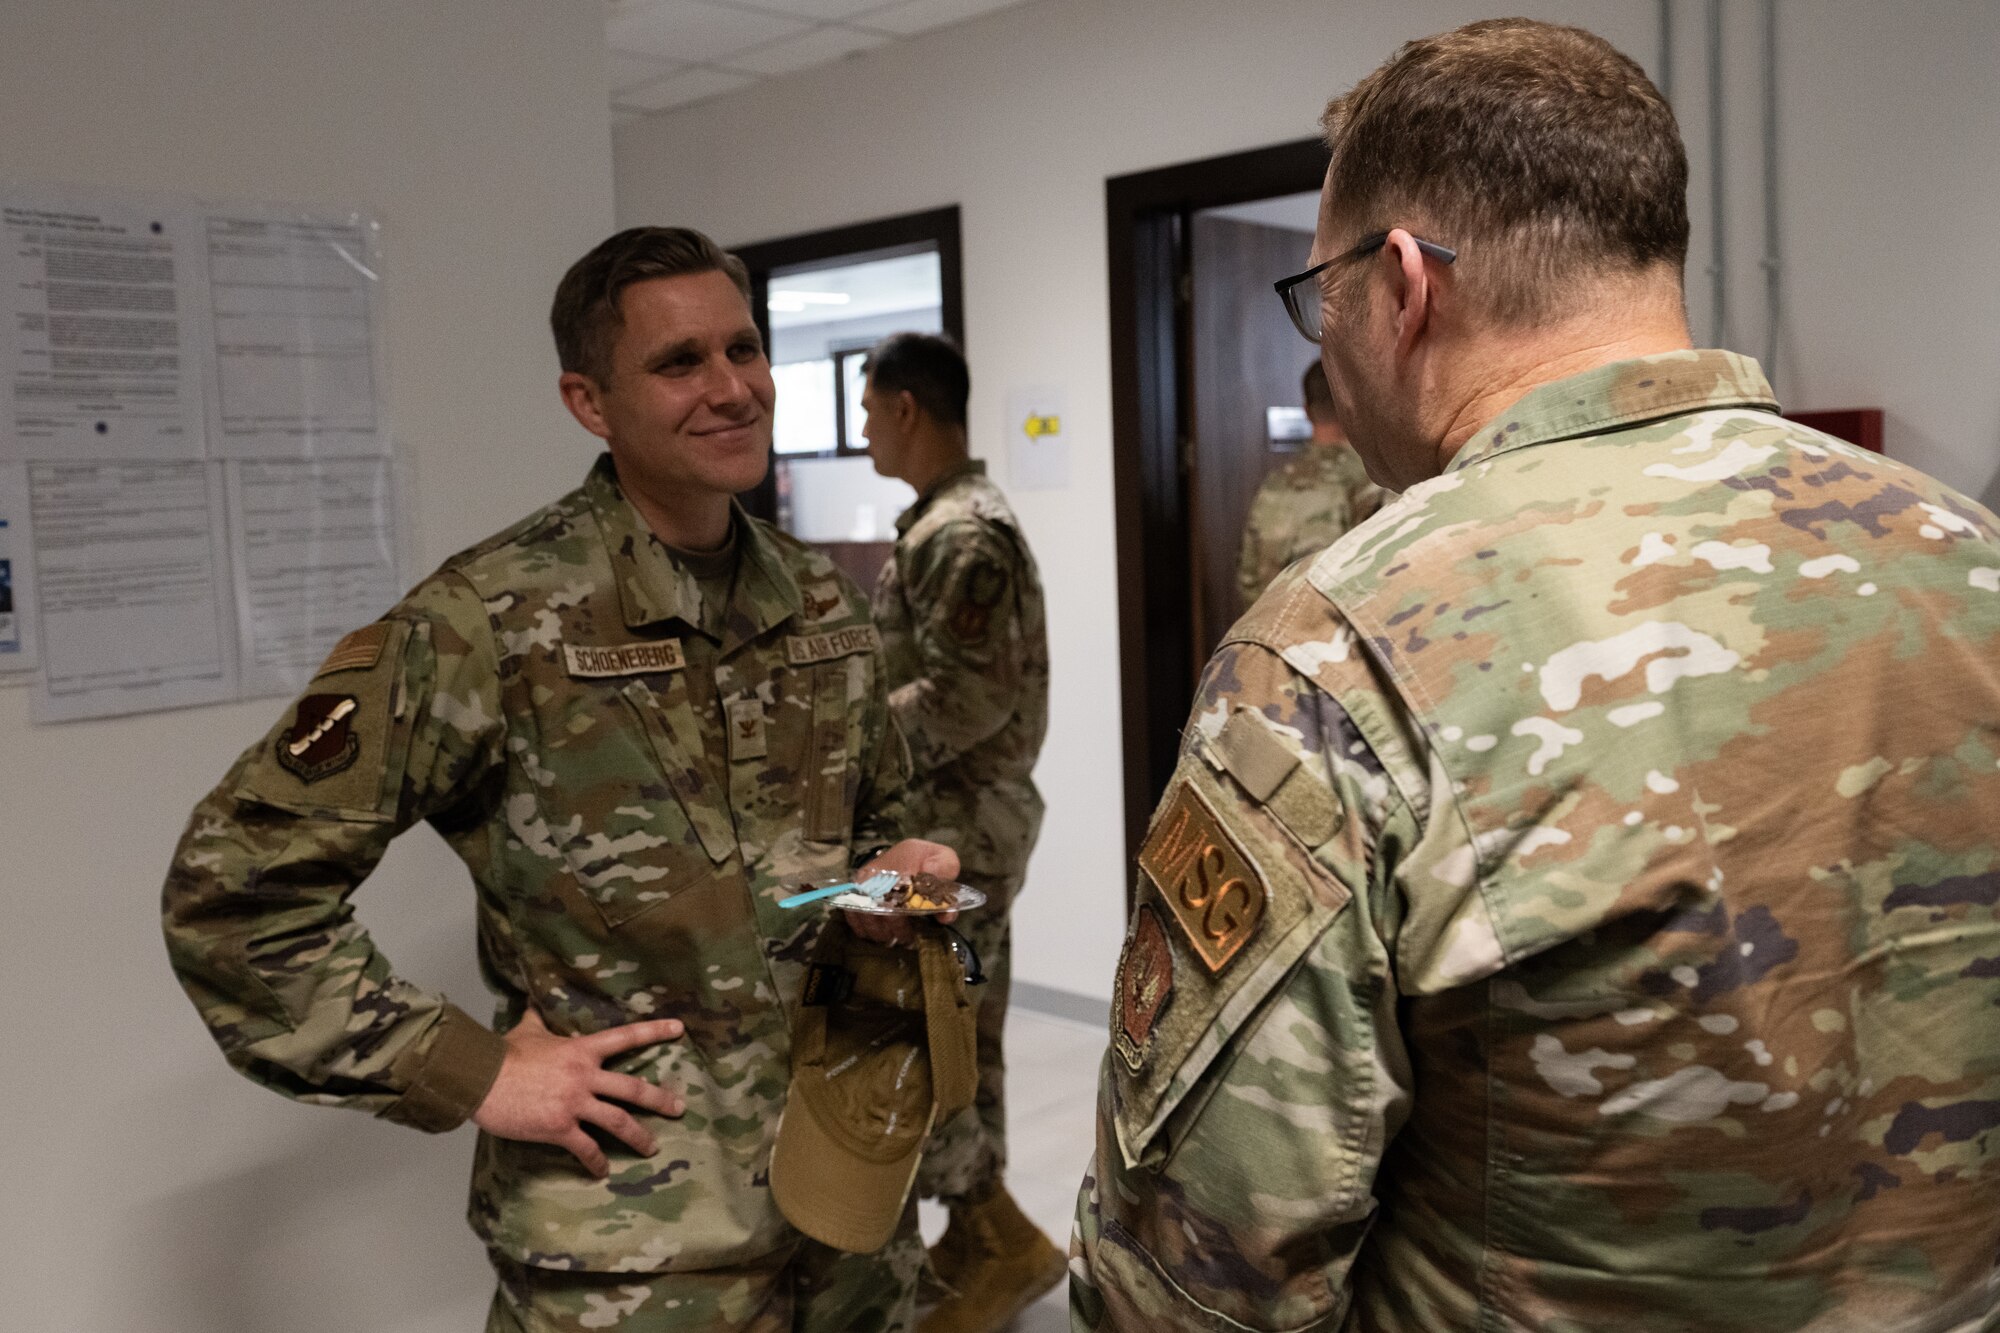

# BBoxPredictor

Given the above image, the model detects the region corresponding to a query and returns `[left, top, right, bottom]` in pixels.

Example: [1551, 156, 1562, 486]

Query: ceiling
[607, 0, 1035, 123]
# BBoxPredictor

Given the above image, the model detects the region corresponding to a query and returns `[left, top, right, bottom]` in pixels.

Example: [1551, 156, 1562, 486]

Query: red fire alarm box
[1785, 408, 1883, 454]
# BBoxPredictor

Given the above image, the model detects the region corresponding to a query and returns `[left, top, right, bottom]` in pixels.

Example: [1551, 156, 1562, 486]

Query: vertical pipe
[1658, 0, 1675, 103]
[1707, 0, 1727, 348]
[1761, 0, 1781, 380]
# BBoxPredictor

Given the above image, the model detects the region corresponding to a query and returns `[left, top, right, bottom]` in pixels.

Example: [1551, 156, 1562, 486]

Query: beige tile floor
[919, 1005, 1108, 1333]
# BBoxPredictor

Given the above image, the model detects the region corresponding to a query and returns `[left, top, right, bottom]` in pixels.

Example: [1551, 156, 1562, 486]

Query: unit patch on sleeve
[314, 622, 391, 677]
[1113, 904, 1176, 1071]
[563, 639, 686, 678]
[945, 560, 1009, 645]
[277, 694, 362, 783]
[785, 625, 881, 665]
[1137, 780, 1269, 974]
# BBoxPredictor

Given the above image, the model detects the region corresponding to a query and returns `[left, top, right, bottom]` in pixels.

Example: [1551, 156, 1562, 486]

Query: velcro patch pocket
[1213, 706, 1344, 848]
[1109, 742, 1348, 1169]
[234, 619, 414, 821]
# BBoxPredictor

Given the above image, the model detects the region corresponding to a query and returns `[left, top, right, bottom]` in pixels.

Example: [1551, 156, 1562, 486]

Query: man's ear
[897, 388, 923, 430]
[1383, 227, 1434, 359]
[559, 371, 612, 441]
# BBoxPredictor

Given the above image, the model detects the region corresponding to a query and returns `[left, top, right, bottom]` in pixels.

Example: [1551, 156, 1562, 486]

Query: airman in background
[860, 332, 1065, 1333]
[1234, 360, 1384, 611]
[164, 226, 957, 1332]
[1074, 19, 2000, 1332]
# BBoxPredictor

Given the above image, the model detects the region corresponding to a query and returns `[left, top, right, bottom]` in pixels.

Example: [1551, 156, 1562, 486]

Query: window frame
[730, 207, 965, 519]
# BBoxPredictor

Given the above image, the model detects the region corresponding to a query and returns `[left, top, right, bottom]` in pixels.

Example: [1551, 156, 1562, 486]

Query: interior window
[734, 210, 962, 588]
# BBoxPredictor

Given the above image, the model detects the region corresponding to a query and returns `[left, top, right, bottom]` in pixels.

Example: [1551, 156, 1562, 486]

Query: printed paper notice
[0, 188, 209, 463]
[0, 464, 39, 675]
[1006, 385, 1069, 491]
[29, 461, 237, 721]
[203, 208, 387, 459]
[227, 458, 401, 699]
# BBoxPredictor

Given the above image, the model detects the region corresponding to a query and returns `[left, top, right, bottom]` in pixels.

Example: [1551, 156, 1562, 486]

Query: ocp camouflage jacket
[1075, 351, 2000, 1332]
[873, 460, 1047, 887]
[164, 454, 910, 1274]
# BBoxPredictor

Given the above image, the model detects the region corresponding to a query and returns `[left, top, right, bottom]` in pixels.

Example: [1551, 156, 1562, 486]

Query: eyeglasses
[1273, 231, 1458, 343]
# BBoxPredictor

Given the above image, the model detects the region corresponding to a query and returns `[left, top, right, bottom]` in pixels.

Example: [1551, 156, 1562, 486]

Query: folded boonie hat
[770, 917, 977, 1253]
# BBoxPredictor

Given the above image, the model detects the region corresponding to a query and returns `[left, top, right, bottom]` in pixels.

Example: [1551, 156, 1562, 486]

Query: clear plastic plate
[819, 872, 986, 916]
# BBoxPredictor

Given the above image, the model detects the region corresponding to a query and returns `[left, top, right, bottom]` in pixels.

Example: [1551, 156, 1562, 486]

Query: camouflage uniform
[1234, 443, 1384, 611]
[871, 460, 1049, 1202]
[487, 1223, 922, 1333]
[164, 454, 920, 1329]
[1074, 351, 2000, 1332]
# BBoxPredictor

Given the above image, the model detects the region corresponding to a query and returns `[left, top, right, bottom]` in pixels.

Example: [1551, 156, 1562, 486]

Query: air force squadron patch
[1113, 904, 1175, 1070]
[277, 694, 361, 783]
[946, 560, 1008, 645]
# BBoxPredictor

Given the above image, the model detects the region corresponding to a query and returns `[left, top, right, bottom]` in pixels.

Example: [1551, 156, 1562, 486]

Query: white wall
[616, 0, 2000, 1008]
[0, 2, 615, 1329]
[1730, 1, 2000, 508]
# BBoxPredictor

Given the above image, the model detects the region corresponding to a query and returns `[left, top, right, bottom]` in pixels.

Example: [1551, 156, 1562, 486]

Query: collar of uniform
[726, 508, 804, 652]
[1446, 349, 1778, 474]
[895, 458, 986, 537]
[583, 453, 801, 637]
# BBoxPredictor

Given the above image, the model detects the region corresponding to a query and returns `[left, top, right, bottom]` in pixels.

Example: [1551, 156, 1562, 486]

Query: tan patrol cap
[770, 917, 978, 1253]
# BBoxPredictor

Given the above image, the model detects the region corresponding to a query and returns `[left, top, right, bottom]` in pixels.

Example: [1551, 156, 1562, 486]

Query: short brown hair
[1321, 19, 1687, 324]
[550, 227, 752, 381]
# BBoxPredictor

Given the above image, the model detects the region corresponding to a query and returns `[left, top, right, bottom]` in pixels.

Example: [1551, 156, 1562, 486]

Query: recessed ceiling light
[768, 291, 853, 313]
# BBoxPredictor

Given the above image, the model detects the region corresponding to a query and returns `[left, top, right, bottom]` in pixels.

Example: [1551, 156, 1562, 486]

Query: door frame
[1105, 139, 1328, 868]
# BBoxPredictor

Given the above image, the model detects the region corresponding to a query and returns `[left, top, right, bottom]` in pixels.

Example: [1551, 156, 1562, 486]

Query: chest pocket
[509, 666, 737, 933]
[802, 657, 860, 843]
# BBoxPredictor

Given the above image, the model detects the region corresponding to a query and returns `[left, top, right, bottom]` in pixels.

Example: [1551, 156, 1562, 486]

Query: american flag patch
[315, 623, 391, 677]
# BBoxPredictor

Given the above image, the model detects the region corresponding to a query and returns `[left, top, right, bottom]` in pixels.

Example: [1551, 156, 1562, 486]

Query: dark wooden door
[1189, 214, 1317, 658]
[1106, 139, 1329, 870]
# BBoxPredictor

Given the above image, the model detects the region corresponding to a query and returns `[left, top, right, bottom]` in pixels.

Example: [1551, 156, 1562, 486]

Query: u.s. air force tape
[563, 640, 686, 677]
[785, 625, 880, 665]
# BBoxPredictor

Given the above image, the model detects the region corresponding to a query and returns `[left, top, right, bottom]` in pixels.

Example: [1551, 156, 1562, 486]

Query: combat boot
[920, 1186, 1068, 1333]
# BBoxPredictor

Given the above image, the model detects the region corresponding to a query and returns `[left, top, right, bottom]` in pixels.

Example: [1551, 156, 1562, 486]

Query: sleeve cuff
[378, 1003, 507, 1134]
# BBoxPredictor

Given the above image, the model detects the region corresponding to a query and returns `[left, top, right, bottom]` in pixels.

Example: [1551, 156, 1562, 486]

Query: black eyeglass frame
[1273, 230, 1459, 344]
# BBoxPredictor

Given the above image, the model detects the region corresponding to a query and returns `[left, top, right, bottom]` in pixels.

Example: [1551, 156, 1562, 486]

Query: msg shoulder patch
[1138, 780, 1268, 973]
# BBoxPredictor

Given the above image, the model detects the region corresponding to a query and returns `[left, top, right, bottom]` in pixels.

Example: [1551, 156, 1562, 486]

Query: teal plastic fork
[777, 868, 899, 910]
